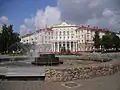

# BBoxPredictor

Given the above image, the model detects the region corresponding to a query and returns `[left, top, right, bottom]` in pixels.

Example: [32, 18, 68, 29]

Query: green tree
[93, 31, 101, 50]
[0, 24, 21, 53]
[111, 32, 120, 51]
[101, 31, 113, 50]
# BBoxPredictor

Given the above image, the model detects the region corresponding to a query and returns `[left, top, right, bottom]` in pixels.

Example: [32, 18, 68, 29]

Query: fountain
[30, 30, 62, 66]
[31, 44, 62, 65]
[6, 42, 62, 66]
[0, 32, 62, 80]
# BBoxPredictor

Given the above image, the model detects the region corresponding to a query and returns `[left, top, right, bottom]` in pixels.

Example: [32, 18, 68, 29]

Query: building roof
[21, 28, 53, 38]
[21, 22, 109, 38]
[77, 25, 107, 33]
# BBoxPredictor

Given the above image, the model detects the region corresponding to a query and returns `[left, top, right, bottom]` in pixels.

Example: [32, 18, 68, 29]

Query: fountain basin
[31, 53, 63, 65]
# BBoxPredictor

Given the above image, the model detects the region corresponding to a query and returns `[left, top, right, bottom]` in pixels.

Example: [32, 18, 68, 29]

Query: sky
[0, 0, 120, 35]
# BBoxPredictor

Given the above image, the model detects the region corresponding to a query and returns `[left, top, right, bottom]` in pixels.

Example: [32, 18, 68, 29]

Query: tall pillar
[74, 42, 76, 52]
[58, 42, 59, 52]
[65, 42, 67, 50]
[72, 42, 74, 51]
[53, 42, 54, 52]
[53, 42, 55, 52]
[75, 42, 76, 52]
[55, 42, 57, 52]
[69, 41, 71, 51]
[76, 42, 77, 51]
[76, 42, 78, 52]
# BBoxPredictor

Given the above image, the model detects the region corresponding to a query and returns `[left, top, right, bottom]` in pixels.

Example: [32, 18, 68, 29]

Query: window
[60, 37, 61, 39]
[87, 35, 89, 37]
[75, 30, 77, 33]
[49, 32, 50, 35]
[55, 42, 57, 51]
[59, 31, 62, 35]
[56, 31, 58, 35]
[71, 42, 73, 50]
[59, 42, 61, 51]
[45, 32, 47, 35]
[67, 42, 69, 49]
[71, 31, 73, 34]
[82, 35, 83, 37]
[68, 36, 69, 39]
[71, 36, 73, 38]
[64, 37, 65, 39]
[51, 32, 53, 35]
[63, 31, 65, 35]
[67, 31, 69, 35]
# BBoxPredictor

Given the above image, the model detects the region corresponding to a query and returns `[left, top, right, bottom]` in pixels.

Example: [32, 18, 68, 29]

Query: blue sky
[0, 0, 57, 32]
[0, 0, 120, 34]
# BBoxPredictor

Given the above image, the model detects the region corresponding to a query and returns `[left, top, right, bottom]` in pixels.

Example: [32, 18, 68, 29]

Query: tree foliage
[111, 32, 120, 51]
[93, 30, 120, 52]
[101, 31, 120, 51]
[101, 31, 113, 49]
[93, 31, 101, 49]
[0, 24, 21, 53]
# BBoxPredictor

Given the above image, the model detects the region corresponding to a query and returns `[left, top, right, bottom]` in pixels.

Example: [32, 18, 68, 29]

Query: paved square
[61, 81, 82, 89]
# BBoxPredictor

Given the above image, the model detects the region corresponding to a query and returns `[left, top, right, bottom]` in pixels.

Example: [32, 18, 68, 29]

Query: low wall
[45, 61, 120, 82]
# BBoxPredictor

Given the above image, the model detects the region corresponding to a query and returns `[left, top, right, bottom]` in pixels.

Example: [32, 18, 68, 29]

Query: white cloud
[34, 6, 61, 29]
[102, 9, 114, 18]
[24, 18, 34, 27]
[0, 16, 8, 31]
[20, 6, 61, 35]
[19, 25, 31, 36]
[58, 0, 120, 31]
[0, 16, 8, 24]
[20, 0, 120, 35]
[86, 16, 99, 26]
[89, 0, 105, 8]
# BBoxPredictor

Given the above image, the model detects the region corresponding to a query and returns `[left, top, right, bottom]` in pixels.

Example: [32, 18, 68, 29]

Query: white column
[76, 42, 77, 51]
[75, 42, 76, 52]
[52, 42, 54, 52]
[54, 42, 55, 52]
[73, 42, 75, 51]
[74, 42, 76, 52]
[76, 42, 78, 52]
[72, 42, 74, 52]
[65, 42, 67, 50]
[69, 41, 71, 51]
[58, 42, 59, 52]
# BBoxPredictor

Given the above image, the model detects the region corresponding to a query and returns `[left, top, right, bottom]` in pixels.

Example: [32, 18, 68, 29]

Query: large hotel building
[20, 22, 111, 53]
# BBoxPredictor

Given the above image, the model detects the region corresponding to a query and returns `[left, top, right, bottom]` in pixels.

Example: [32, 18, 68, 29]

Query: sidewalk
[0, 71, 120, 90]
